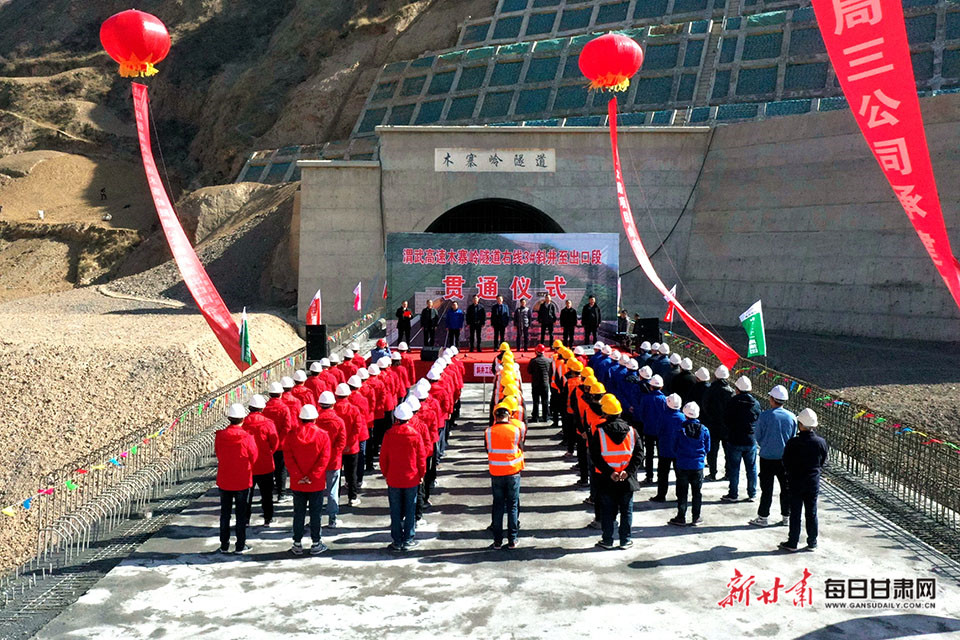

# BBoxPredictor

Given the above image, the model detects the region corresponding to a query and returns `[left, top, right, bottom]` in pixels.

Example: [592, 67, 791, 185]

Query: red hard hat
[376, 338, 387, 348]
[535, 344, 546, 353]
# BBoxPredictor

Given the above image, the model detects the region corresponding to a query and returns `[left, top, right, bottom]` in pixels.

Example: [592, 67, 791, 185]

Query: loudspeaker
[421, 346, 441, 362]
[306, 324, 328, 361]
[634, 318, 661, 344]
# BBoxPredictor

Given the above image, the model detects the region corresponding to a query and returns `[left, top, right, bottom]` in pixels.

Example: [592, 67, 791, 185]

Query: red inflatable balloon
[578, 33, 644, 92]
[100, 9, 171, 78]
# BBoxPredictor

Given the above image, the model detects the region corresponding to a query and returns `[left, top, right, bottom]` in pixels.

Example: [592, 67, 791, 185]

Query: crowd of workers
[215, 331, 828, 556]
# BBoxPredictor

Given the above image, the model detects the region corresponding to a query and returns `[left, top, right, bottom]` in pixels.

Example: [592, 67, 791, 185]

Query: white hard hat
[227, 403, 247, 419]
[593, 341, 604, 349]
[414, 386, 428, 400]
[329, 353, 341, 364]
[651, 342, 661, 351]
[344, 349, 355, 358]
[335, 383, 351, 397]
[611, 350, 621, 360]
[715, 365, 730, 380]
[309, 362, 323, 373]
[649, 374, 664, 388]
[573, 346, 585, 356]
[669, 353, 681, 365]
[299, 404, 319, 420]
[293, 370, 307, 383]
[659, 343, 670, 355]
[798, 408, 819, 427]
[639, 366, 653, 380]
[627, 358, 639, 371]
[451, 346, 459, 355]
[347, 375, 362, 388]
[666, 393, 682, 410]
[398, 342, 409, 351]
[349, 341, 359, 350]
[735, 376, 753, 392]
[406, 395, 421, 411]
[680, 357, 693, 371]
[391, 352, 401, 361]
[320, 358, 331, 368]
[317, 391, 336, 406]
[769, 385, 789, 402]
[620, 354, 630, 365]
[358, 367, 369, 379]
[248, 394, 266, 410]
[417, 379, 431, 391]
[602, 345, 612, 355]
[378, 357, 391, 368]
[367, 364, 380, 376]
[394, 403, 413, 421]
[639, 341, 651, 351]
[426, 369, 440, 381]
[267, 381, 284, 394]
[695, 367, 710, 382]
[281, 376, 295, 389]
[683, 401, 701, 419]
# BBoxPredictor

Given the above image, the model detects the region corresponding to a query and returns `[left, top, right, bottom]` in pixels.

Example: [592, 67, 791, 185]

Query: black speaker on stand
[634, 318, 662, 345]
[306, 324, 328, 362]
[421, 346, 441, 362]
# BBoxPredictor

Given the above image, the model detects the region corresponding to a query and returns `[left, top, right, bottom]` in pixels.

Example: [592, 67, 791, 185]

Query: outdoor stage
[411, 348, 539, 383]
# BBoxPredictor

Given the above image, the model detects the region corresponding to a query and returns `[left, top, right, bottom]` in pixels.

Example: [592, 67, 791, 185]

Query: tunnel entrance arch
[425, 198, 564, 233]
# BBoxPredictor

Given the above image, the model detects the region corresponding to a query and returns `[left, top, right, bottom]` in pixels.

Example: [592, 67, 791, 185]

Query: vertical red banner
[132, 83, 256, 371]
[811, 0, 960, 310]
[607, 97, 740, 368]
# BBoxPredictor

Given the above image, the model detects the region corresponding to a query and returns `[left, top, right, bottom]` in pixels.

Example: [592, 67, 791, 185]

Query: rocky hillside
[0, 0, 495, 188]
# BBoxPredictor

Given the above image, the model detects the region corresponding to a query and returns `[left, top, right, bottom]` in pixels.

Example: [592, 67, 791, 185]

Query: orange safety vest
[510, 416, 527, 442]
[486, 422, 524, 476]
[584, 405, 604, 437]
[595, 427, 636, 474]
[565, 377, 581, 413]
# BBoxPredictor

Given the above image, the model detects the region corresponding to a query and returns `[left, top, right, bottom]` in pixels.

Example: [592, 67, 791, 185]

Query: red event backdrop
[811, 0, 960, 309]
[133, 83, 256, 371]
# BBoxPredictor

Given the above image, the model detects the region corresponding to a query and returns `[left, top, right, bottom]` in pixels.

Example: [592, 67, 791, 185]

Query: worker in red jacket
[315, 391, 346, 528]
[415, 384, 441, 504]
[243, 394, 279, 527]
[405, 395, 433, 523]
[367, 363, 394, 471]
[264, 381, 295, 501]
[305, 362, 328, 398]
[291, 370, 316, 407]
[346, 374, 371, 501]
[380, 403, 426, 553]
[355, 368, 377, 485]
[284, 404, 331, 555]
[280, 376, 303, 424]
[334, 383, 364, 508]
[215, 404, 258, 554]
[349, 343, 366, 369]
[340, 349, 359, 380]
[398, 342, 416, 384]
[391, 352, 411, 391]
[378, 357, 402, 406]
[328, 353, 347, 384]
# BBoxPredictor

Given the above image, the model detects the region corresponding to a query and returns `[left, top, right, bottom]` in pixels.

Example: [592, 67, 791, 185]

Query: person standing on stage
[466, 295, 487, 352]
[581, 295, 602, 346]
[560, 300, 578, 346]
[445, 301, 465, 348]
[513, 298, 532, 351]
[490, 294, 511, 350]
[420, 299, 438, 347]
[537, 294, 558, 345]
[395, 300, 413, 346]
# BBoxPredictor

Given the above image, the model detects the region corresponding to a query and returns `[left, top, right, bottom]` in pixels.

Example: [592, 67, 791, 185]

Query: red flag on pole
[353, 282, 362, 312]
[383, 280, 388, 300]
[663, 284, 676, 323]
[306, 287, 322, 325]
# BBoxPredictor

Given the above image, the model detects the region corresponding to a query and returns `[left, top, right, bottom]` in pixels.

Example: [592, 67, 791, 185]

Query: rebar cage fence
[0, 310, 384, 598]
[662, 332, 960, 542]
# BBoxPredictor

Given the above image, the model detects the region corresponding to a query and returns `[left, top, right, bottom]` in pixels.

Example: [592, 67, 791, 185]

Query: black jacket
[395, 306, 412, 330]
[581, 304, 602, 329]
[420, 306, 438, 329]
[689, 380, 711, 409]
[537, 301, 558, 326]
[466, 303, 486, 326]
[527, 354, 551, 389]
[783, 430, 829, 491]
[724, 392, 761, 446]
[669, 370, 697, 404]
[702, 380, 735, 440]
[514, 306, 532, 328]
[559, 307, 578, 329]
[490, 303, 510, 328]
[617, 316, 628, 333]
[590, 417, 643, 493]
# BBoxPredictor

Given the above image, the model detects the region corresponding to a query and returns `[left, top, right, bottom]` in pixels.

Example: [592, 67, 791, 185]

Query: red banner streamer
[607, 97, 739, 368]
[811, 0, 960, 309]
[132, 83, 256, 371]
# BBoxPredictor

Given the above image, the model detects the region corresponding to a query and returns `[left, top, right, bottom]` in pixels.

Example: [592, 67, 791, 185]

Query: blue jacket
[490, 303, 511, 328]
[658, 409, 685, 458]
[588, 352, 604, 369]
[595, 357, 613, 385]
[445, 308, 465, 330]
[608, 364, 627, 397]
[755, 407, 797, 460]
[675, 419, 711, 470]
[370, 347, 392, 363]
[639, 390, 667, 437]
[650, 355, 671, 378]
[636, 352, 651, 367]
[620, 375, 644, 421]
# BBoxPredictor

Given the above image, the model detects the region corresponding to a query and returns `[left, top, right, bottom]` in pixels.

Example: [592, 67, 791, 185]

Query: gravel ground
[670, 324, 960, 443]
[0, 286, 303, 573]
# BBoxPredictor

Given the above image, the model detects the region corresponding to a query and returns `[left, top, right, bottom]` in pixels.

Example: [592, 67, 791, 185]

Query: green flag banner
[240, 307, 252, 366]
[739, 299, 766, 358]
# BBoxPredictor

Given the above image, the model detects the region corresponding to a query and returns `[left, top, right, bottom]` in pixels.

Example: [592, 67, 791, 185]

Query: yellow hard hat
[502, 353, 515, 363]
[494, 402, 511, 413]
[552, 339, 563, 349]
[568, 360, 583, 373]
[600, 394, 622, 415]
[583, 375, 598, 387]
[500, 370, 516, 382]
[501, 383, 520, 397]
[505, 396, 520, 411]
[499, 342, 511, 352]
[590, 381, 606, 395]
[582, 366, 594, 378]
